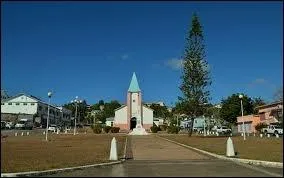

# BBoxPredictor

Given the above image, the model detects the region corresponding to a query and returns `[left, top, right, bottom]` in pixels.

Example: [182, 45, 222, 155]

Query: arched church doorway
[130, 117, 137, 130]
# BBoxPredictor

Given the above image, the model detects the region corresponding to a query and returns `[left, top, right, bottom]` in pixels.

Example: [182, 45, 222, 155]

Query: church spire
[128, 72, 141, 92]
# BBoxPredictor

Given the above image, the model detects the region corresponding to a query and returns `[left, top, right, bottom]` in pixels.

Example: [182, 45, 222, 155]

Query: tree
[252, 97, 266, 114]
[149, 104, 169, 118]
[219, 93, 253, 125]
[179, 13, 211, 136]
[273, 87, 283, 102]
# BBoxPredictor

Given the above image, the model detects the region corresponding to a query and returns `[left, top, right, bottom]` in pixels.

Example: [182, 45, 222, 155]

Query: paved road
[45, 135, 283, 177]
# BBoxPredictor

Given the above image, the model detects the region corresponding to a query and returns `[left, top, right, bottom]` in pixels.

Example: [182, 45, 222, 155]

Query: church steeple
[128, 72, 141, 92]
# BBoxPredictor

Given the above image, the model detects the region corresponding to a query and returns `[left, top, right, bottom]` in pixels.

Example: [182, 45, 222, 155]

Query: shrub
[255, 123, 268, 133]
[104, 126, 112, 133]
[150, 125, 160, 133]
[91, 124, 102, 134]
[167, 125, 180, 134]
[159, 124, 167, 131]
[110, 127, 120, 133]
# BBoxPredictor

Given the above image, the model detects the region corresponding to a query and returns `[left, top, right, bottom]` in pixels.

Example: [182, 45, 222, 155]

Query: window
[16, 103, 20, 105]
[1, 103, 4, 105]
[39, 106, 42, 111]
[133, 99, 135, 102]
[23, 103, 27, 105]
[31, 103, 35, 105]
[111, 122, 114, 127]
[8, 103, 12, 105]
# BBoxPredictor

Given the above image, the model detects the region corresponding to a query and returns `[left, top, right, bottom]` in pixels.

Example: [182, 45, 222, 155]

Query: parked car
[48, 124, 57, 132]
[215, 126, 231, 134]
[1, 121, 6, 129]
[5, 122, 14, 129]
[15, 119, 33, 130]
[261, 125, 283, 135]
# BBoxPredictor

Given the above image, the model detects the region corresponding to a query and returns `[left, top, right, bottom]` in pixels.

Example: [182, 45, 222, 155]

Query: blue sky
[1, 2, 283, 106]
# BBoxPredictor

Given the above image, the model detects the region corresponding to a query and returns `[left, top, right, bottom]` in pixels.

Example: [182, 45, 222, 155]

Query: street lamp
[45, 91, 52, 141]
[203, 115, 206, 136]
[71, 96, 82, 135]
[239, 94, 246, 140]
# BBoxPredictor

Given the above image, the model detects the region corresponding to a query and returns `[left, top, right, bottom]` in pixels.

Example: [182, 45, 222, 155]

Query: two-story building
[1, 93, 72, 128]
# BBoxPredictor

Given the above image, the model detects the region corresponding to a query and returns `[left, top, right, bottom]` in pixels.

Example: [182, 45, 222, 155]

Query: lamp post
[45, 91, 52, 141]
[203, 115, 206, 136]
[239, 94, 246, 140]
[71, 96, 82, 135]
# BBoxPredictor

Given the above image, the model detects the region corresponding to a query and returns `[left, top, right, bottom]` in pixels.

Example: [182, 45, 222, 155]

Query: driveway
[45, 135, 283, 177]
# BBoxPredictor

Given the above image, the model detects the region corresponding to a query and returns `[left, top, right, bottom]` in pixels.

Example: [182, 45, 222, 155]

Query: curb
[157, 136, 283, 169]
[1, 136, 129, 177]
[1, 161, 122, 177]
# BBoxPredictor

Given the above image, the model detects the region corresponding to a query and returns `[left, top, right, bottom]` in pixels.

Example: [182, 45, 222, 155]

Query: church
[114, 72, 154, 131]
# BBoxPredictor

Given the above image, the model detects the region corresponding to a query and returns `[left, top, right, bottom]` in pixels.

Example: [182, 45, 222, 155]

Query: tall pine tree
[179, 13, 211, 136]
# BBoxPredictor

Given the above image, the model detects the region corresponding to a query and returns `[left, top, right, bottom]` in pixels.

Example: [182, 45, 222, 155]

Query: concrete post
[260, 134, 263, 138]
[226, 137, 235, 157]
[109, 137, 118, 160]
[15, 132, 18, 137]
[27, 132, 29, 136]
[21, 132, 24, 136]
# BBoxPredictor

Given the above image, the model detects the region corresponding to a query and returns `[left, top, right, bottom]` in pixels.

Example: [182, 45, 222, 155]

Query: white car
[215, 126, 231, 134]
[48, 125, 57, 132]
[262, 125, 283, 135]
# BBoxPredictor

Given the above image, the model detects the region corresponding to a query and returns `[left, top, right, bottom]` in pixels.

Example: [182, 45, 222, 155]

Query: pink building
[256, 101, 283, 125]
[237, 115, 260, 133]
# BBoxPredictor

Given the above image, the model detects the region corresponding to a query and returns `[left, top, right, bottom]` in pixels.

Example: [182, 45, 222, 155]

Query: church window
[133, 99, 135, 102]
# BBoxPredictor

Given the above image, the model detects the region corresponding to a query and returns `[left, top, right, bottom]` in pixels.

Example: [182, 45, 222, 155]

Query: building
[256, 101, 283, 124]
[114, 72, 154, 131]
[1, 93, 72, 127]
[236, 115, 261, 133]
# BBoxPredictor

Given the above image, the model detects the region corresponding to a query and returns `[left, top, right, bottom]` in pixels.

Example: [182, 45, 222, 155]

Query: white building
[1, 93, 72, 127]
[114, 72, 154, 131]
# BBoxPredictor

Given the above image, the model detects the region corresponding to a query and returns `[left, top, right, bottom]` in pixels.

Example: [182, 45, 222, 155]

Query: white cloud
[165, 58, 184, 70]
[121, 54, 129, 60]
[248, 78, 267, 88]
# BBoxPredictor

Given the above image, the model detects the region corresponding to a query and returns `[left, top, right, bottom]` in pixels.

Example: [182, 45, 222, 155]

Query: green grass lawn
[160, 135, 283, 162]
[1, 134, 126, 173]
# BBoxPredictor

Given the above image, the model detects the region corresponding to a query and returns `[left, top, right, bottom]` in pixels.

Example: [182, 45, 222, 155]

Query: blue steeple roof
[128, 72, 141, 92]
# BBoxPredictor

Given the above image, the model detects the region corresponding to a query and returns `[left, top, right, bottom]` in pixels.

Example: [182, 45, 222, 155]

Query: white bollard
[226, 137, 235, 157]
[21, 132, 24, 136]
[260, 134, 263, 138]
[254, 133, 256, 137]
[27, 132, 29, 136]
[65, 130, 67, 134]
[56, 130, 59, 134]
[43, 131, 45, 135]
[267, 134, 270, 138]
[207, 130, 210, 135]
[216, 132, 219, 136]
[241, 133, 243, 136]
[15, 132, 18, 137]
[109, 137, 118, 160]
[276, 134, 279, 138]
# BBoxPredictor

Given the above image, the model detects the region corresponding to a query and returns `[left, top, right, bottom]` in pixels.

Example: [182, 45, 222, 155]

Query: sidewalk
[129, 135, 210, 160]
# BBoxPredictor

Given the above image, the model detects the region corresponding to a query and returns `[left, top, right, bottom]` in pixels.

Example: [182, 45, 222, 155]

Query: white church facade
[114, 72, 154, 131]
